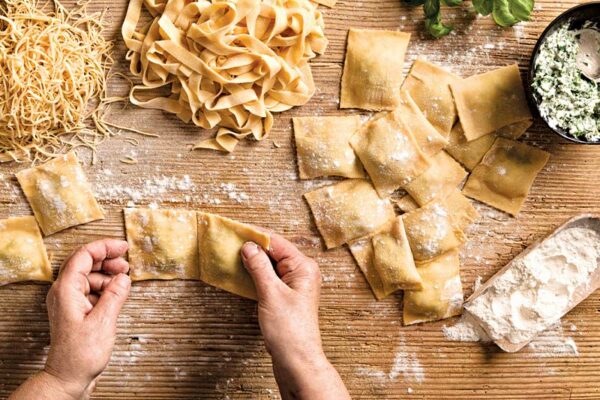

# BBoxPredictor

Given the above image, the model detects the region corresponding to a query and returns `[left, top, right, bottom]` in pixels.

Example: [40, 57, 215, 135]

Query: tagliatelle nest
[0, 0, 118, 163]
[122, 0, 328, 152]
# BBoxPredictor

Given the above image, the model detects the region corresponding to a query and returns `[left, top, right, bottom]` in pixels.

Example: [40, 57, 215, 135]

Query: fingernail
[241, 242, 259, 259]
[116, 274, 131, 288]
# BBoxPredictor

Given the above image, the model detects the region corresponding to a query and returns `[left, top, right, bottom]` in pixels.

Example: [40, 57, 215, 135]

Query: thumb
[241, 242, 282, 300]
[89, 273, 131, 327]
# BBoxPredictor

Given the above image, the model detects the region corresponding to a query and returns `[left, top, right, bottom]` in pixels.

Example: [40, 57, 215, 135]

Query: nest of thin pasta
[0, 0, 116, 163]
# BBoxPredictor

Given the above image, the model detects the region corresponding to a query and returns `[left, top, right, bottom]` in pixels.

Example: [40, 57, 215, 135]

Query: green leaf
[472, 0, 493, 16]
[403, 0, 426, 5]
[492, 0, 533, 27]
[425, 13, 453, 37]
[443, 0, 464, 7]
[423, 0, 440, 18]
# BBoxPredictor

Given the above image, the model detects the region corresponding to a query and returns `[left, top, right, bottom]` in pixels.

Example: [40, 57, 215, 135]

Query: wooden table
[1, 0, 599, 398]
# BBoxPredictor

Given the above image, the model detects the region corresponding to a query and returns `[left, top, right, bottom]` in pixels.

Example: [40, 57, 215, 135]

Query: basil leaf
[423, 0, 440, 18]
[472, 0, 493, 16]
[492, 0, 533, 27]
[425, 12, 453, 37]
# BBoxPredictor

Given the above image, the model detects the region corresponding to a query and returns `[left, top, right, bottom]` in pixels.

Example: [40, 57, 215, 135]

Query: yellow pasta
[122, 0, 328, 152]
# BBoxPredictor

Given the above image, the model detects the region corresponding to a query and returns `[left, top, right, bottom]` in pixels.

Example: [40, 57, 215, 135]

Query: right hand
[241, 234, 350, 400]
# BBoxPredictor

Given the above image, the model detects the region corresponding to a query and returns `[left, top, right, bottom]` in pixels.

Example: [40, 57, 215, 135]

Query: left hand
[43, 239, 131, 398]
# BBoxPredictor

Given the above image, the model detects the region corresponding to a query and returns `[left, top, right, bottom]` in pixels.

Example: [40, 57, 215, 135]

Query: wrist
[39, 368, 90, 400]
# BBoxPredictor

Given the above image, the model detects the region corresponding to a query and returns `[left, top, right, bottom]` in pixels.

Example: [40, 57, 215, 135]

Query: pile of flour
[465, 226, 600, 344]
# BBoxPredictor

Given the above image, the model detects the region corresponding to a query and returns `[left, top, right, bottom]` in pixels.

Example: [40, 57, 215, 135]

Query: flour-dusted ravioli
[445, 124, 497, 171]
[395, 194, 419, 213]
[404, 152, 468, 207]
[401, 58, 461, 137]
[402, 200, 466, 262]
[350, 110, 431, 197]
[0, 216, 52, 285]
[340, 29, 410, 110]
[16, 152, 104, 236]
[403, 250, 463, 325]
[444, 190, 480, 231]
[462, 138, 550, 216]
[372, 217, 422, 294]
[293, 116, 364, 179]
[450, 64, 532, 141]
[304, 179, 396, 249]
[198, 212, 270, 300]
[125, 208, 199, 281]
[349, 237, 387, 300]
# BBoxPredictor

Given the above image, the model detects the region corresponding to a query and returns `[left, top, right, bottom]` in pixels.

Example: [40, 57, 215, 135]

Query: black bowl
[527, 2, 600, 144]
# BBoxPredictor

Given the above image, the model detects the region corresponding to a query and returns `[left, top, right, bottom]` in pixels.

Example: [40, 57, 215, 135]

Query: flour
[465, 227, 600, 344]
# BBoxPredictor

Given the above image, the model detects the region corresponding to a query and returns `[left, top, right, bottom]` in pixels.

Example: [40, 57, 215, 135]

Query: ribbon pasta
[122, 0, 328, 152]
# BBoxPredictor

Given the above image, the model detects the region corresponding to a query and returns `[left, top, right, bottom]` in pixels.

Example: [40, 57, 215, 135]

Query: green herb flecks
[532, 23, 600, 142]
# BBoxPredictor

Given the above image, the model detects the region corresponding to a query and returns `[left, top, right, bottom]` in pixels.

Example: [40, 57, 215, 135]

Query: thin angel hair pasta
[122, 0, 328, 152]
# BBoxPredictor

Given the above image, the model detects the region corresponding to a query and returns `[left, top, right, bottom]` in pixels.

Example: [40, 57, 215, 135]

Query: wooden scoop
[463, 214, 600, 352]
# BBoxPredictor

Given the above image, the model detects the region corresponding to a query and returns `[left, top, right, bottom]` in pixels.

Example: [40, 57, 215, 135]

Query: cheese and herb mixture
[532, 23, 600, 142]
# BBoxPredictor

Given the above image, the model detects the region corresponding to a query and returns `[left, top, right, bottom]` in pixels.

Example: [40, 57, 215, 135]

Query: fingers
[60, 240, 128, 283]
[241, 242, 284, 299]
[88, 273, 131, 327]
[267, 233, 304, 263]
[88, 272, 114, 293]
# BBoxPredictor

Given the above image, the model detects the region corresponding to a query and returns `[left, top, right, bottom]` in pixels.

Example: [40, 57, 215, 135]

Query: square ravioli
[350, 95, 445, 197]
[293, 116, 364, 179]
[445, 124, 497, 171]
[444, 189, 480, 231]
[372, 217, 422, 294]
[0, 216, 52, 285]
[403, 151, 468, 207]
[340, 29, 410, 110]
[395, 194, 419, 214]
[16, 152, 104, 236]
[402, 200, 466, 262]
[403, 250, 463, 325]
[462, 138, 550, 216]
[349, 237, 387, 300]
[450, 64, 532, 141]
[401, 58, 461, 137]
[304, 179, 396, 249]
[125, 208, 199, 281]
[198, 212, 271, 300]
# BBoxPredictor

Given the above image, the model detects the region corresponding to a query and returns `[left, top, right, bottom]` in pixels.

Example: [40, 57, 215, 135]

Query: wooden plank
[1, 0, 600, 398]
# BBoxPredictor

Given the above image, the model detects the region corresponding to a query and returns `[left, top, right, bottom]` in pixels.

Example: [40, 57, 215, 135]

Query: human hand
[241, 234, 350, 400]
[43, 239, 131, 398]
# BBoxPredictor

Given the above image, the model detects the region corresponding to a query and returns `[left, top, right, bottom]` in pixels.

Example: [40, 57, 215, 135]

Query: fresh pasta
[122, 0, 328, 152]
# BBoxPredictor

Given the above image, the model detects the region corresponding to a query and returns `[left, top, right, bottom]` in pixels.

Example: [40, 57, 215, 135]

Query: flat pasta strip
[372, 217, 422, 294]
[293, 116, 365, 179]
[402, 200, 466, 262]
[404, 151, 468, 207]
[198, 212, 270, 300]
[16, 152, 104, 236]
[450, 64, 532, 141]
[401, 58, 461, 137]
[340, 29, 410, 110]
[350, 107, 431, 197]
[349, 237, 387, 300]
[304, 179, 396, 249]
[124, 208, 199, 281]
[462, 138, 550, 216]
[0, 216, 52, 285]
[403, 250, 463, 325]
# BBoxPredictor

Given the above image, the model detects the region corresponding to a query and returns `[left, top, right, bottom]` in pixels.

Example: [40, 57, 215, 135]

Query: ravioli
[16, 152, 104, 236]
[372, 217, 422, 294]
[444, 190, 480, 231]
[450, 64, 532, 141]
[293, 116, 364, 179]
[395, 194, 419, 213]
[198, 212, 271, 300]
[401, 58, 461, 137]
[125, 208, 199, 281]
[403, 151, 468, 207]
[349, 237, 387, 300]
[0, 216, 52, 285]
[402, 200, 466, 262]
[304, 179, 396, 249]
[350, 110, 431, 197]
[403, 250, 463, 325]
[462, 138, 550, 216]
[340, 29, 410, 110]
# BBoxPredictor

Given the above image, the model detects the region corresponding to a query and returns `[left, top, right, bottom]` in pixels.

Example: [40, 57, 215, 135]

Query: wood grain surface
[1, 0, 599, 398]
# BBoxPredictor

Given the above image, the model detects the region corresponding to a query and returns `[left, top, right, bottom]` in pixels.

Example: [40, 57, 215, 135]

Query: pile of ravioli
[1, 153, 270, 300]
[296, 29, 550, 325]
